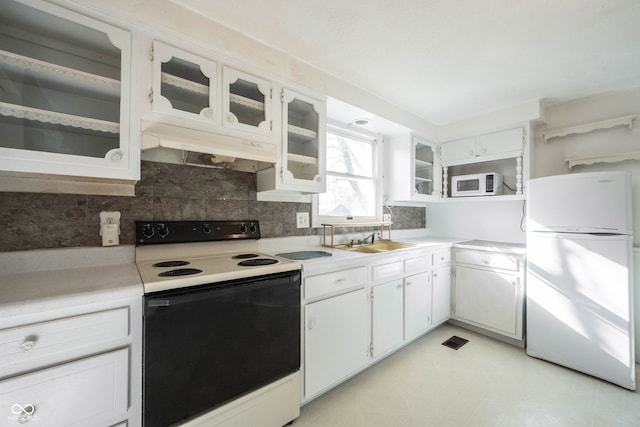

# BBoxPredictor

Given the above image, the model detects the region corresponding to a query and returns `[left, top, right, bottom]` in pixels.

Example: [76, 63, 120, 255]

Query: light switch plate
[296, 212, 309, 228]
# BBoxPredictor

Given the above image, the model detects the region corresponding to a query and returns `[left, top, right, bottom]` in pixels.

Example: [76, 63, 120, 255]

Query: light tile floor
[293, 324, 640, 427]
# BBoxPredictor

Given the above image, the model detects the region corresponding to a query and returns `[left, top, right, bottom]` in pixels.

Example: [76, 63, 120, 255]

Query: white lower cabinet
[454, 266, 520, 336]
[371, 280, 404, 357]
[0, 349, 128, 426]
[303, 245, 453, 403]
[304, 288, 368, 398]
[303, 267, 368, 400]
[431, 264, 451, 326]
[0, 298, 141, 427]
[452, 247, 525, 341]
[404, 272, 432, 340]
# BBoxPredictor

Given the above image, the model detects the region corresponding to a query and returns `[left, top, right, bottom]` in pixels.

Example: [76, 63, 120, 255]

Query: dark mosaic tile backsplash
[0, 161, 425, 252]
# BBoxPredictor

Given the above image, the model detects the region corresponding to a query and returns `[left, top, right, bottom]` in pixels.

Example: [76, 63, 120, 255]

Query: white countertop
[0, 246, 143, 319]
[259, 234, 462, 275]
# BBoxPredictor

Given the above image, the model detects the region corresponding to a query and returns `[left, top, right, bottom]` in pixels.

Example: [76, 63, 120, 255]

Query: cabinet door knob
[316, 176, 322, 183]
[203, 107, 214, 118]
[20, 335, 38, 351]
[110, 150, 123, 161]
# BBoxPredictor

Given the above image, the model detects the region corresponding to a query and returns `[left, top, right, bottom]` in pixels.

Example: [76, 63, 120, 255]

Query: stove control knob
[202, 224, 212, 234]
[142, 224, 154, 238]
[239, 224, 248, 234]
[249, 223, 257, 234]
[156, 223, 169, 238]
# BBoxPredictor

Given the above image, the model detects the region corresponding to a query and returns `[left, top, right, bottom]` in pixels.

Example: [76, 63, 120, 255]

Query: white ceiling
[172, 0, 640, 125]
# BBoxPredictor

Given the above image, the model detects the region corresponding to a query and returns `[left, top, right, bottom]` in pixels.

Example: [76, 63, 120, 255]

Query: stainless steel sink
[338, 240, 416, 253]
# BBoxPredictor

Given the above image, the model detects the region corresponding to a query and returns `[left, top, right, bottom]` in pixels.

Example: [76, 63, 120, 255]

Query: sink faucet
[362, 232, 379, 245]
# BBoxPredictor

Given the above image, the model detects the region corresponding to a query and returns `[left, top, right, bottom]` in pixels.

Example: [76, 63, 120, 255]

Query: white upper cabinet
[150, 41, 217, 124]
[385, 134, 438, 202]
[257, 88, 326, 193]
[441, 127, 524, 166]
[0, 0, 137, 181]
[222, 67, 272, 137]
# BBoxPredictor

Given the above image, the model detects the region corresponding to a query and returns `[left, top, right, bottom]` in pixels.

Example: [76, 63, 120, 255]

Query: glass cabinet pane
[414, 141, 434, 196]
[0, 0, 123, 159]
[161, 57, 209, 114]
[229, 78, 265, 126]
[223, 67, 271, 135]
[286, 97, 319, 181]
[152, 41, 216, 121]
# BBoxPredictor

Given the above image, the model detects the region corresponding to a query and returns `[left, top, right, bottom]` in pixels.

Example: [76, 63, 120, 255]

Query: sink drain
[442, 335, 469, 350]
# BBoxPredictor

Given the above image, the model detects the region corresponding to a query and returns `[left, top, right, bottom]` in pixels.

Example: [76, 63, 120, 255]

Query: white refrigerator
[526, 171, 636, 390]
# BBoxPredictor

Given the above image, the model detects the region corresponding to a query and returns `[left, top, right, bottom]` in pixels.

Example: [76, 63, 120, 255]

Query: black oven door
[143, 270, 301, 427]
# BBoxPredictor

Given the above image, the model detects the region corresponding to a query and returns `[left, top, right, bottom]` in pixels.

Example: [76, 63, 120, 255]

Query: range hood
[141, 123, 278, 165]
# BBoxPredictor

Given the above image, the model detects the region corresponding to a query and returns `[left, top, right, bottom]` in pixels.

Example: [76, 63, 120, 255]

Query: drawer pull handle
[20, 335, 38, 352]
[334, 278, 345, 285]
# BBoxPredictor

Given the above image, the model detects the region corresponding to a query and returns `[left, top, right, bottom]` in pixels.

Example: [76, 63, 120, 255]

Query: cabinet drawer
[432, 251, 451, 266]
[305, 267, 367, 300]
[404, 255, 431, 275]
[371, 260, 403, 283]
[0, 348, 129, 427]
[455, 250, 519, 271]
[0, 307, 129, 370]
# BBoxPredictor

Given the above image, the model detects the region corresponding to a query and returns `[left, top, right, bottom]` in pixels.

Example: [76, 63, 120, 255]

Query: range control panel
[135, 220, 261, 245]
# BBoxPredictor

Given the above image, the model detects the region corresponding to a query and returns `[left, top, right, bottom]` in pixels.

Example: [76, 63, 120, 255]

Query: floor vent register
[442, 336, 469, 350]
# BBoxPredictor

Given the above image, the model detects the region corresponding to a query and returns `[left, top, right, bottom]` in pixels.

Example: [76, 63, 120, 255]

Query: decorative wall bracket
[543, 114, 636, 143]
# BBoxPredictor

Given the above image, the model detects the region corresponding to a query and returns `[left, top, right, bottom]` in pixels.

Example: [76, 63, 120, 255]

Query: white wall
[425, 200, 526, 243]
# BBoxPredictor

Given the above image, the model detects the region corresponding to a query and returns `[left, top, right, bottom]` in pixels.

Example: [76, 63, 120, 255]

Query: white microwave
[451, 172, 503, 197]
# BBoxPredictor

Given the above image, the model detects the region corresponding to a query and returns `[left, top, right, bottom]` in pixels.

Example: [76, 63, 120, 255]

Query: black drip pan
[442, 335, 469, 350]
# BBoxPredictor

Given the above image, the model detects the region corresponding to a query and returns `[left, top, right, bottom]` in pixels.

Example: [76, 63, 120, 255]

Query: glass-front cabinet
[413, 138, 435, 198]
[0, 0, 136, 181]
[282, 89, 325, 190]
[222, 67, 272, 137]
[385, 134, 438, 202]
[256, 89, 325, 193]
[151, 41, 216, 123]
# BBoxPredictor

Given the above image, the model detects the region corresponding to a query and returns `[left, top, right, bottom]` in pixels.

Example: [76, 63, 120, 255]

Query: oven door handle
[147, 299, 172, 307]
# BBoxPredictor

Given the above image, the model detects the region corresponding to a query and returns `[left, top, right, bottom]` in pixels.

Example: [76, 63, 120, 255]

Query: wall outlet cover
[296, 212, 310, 228]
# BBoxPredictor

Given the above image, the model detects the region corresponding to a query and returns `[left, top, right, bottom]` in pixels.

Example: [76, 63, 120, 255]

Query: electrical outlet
[99, 211, 121, 246]
[383, 213, 392, 222]
[296, 212, 309, 228]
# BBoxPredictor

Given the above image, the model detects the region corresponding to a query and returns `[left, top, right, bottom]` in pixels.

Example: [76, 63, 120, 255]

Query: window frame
[312, 123, 383, 227]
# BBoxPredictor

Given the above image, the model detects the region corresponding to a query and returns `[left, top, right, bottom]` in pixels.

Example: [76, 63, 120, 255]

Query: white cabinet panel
[454, 266, 519, 336]
[440, 137, 476, 164]
[440, 127, 524, 166]
[455, 250, 519, 272]
[0, 307, 129, 375]
[371, 281, 404, 357]
[371, 260, 403, 284]
[304, 267, 366, 301]
[0, 349, 129, 427]
[304, 288, 368, 398]
[432, 265, 451, 326]
[477, 127, 523, 157]
[404, 272, 431, 340]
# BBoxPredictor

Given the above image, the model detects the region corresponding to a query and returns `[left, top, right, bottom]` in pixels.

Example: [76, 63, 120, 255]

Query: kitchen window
[312, 126, 382, 225]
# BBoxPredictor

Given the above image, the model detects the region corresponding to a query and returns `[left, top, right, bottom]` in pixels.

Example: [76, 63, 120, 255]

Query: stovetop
[135, 221, 301, 294]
